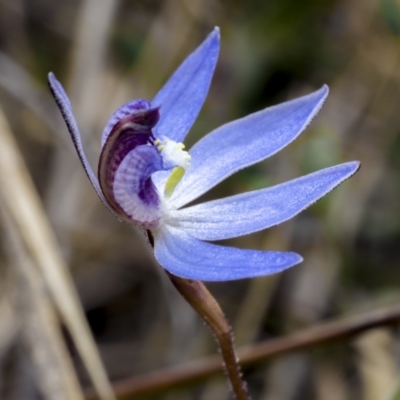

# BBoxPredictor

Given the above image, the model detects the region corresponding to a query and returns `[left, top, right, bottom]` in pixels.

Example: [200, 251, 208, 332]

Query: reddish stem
[167, 272, 250, 400]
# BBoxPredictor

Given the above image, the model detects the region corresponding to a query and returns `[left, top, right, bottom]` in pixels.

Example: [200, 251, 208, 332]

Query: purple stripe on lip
[101, 99, 153, 147]
[98, 106, 161, 219]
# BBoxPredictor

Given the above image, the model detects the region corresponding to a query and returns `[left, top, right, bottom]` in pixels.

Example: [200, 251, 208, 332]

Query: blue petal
[153, 225, 302, 281]
[151, 28, 220, 143]
[47, 73, 112, 211]
[168, 161, 360, 241]
[167, 85, 329, 209]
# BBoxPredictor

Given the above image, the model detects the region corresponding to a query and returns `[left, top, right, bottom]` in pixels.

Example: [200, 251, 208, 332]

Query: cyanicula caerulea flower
[48, 28, 359, 281]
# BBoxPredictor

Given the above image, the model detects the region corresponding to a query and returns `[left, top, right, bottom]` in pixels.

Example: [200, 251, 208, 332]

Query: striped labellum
[98, 103, 167, 228]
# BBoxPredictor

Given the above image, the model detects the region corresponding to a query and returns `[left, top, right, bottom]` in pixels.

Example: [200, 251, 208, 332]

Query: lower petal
[153, 225, 302, 281]
[168, 161, 360, 241]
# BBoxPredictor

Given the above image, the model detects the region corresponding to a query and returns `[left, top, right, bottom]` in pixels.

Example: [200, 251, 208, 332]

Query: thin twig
[84, 302, 400, 399]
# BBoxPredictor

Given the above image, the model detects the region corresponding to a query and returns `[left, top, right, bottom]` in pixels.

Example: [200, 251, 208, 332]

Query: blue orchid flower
[48, 27, 359, 281]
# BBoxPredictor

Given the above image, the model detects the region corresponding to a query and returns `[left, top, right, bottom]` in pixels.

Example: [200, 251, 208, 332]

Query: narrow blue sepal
[166, 85, 329, 209]
[152, 27, 220, 143]
[169, 161, 360, 241]
[153, 225, 303, 281]
[47, 72, 112, 210]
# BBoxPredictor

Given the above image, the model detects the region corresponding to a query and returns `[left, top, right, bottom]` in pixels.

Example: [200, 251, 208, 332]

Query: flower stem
[166, 272, 251, 400]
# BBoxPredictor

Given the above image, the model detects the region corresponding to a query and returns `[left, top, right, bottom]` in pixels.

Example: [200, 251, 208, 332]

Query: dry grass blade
[0, 275, 18, 362]
[354, 329, 396, 400]
[383, 373, 400, 400]
[0, 105, 115, 400]
[0, 205, 84, 400]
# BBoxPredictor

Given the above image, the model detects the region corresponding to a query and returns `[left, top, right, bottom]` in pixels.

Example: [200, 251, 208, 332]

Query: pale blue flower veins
[48, 27, 360, 281]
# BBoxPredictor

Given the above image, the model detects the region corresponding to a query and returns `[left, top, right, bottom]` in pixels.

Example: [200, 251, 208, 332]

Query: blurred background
[0, 0, 399, 399]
